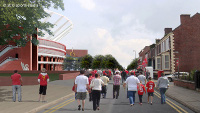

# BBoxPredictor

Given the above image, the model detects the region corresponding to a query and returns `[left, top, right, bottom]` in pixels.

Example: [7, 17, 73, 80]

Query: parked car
[165, 72, 189, 82]
[165, 74, 175, 82]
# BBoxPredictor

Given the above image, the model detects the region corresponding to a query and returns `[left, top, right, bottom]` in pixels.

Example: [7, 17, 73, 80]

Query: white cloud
[77, 0, 95, 10]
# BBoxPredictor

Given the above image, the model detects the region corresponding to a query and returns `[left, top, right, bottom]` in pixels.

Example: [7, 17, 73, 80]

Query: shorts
[39, 85, 47, 95]
[76, 92, 87, 100]
[148, 92, 154, 96]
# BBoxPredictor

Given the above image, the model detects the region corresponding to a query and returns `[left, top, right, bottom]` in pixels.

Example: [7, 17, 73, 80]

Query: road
[38, 81, 194, 113]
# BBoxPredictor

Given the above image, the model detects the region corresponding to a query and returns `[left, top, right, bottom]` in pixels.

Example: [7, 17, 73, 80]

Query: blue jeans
[12, 85, 21, 102]
[128, 91, 136, 104]
[160, 88, 167, 104]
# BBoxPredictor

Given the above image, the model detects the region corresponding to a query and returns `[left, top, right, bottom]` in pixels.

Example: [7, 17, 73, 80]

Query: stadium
[0, 10, 73, 71]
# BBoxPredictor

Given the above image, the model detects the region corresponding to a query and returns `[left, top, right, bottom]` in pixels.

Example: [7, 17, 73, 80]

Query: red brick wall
[59, 72, 80, 80]
[173, 13, 200, 72]
[174, 79, 195, 90]
[0, 76, 38, 86]
[139, 46, 150, 65]
[66, 49, 88, 57]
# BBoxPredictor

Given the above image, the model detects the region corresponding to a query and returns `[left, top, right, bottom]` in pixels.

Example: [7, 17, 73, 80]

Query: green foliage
[0, 0, 64, 46]
[127, 58, 138, 71]
[80, 54, 93, 69]
[92, 55, 104, 69]
[63, 57, 81, 71]
[80, 54, 122, 70]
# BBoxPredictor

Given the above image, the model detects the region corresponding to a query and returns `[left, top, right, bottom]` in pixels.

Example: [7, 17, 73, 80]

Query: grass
[0, 73, 60, 81]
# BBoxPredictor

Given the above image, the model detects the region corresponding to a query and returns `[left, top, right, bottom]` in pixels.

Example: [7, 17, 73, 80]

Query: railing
[0, 57, 18, 67]
[0, 45, 18, 57]
[0, 45, 12, 52]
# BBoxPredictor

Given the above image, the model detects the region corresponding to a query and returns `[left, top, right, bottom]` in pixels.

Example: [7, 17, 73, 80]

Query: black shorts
[148, 92, 154, 96]
[39, 85, 47, 95]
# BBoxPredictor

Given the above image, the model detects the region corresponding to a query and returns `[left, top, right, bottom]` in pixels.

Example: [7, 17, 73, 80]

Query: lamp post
[174, 51, 179, 78]
[175, 58, 179, 78]
[133, 50, 136, 60]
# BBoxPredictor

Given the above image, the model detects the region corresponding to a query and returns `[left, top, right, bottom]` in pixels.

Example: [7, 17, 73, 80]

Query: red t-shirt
[11, 73, 21, 85]
[146, 81, 155, 93]
[137, 84, 146, 95]
[91, 71, 95, 77]
[38, 73, 49, 86]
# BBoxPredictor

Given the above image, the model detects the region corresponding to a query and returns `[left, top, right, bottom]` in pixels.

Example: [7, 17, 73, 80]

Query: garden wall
[174, 79, 195, 90]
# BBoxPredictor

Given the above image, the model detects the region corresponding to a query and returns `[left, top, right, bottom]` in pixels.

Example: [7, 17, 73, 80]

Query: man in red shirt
[11, 70, 23, 102]
[38, 68, 49, 102]
[146, 77, 155, 105]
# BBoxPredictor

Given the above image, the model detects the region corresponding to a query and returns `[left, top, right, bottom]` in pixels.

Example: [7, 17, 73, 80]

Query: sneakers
[78, 105, 81, 111]
[151, 102, 153, 105]
[130, 104, 134, 106]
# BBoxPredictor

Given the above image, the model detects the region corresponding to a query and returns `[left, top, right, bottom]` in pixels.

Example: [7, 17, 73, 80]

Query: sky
[48, 0, 200, 68]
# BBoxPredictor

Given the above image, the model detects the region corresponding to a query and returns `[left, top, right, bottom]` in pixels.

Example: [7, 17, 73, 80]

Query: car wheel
[168, 77, 172, 82]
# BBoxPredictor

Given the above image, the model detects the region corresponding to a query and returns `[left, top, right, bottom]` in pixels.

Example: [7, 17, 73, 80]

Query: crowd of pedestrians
[10, 67, 169, 112]
[72, 68, 170, 111]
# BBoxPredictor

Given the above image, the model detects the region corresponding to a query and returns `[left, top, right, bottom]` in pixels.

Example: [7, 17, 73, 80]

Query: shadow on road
[0, 89, 12, 102]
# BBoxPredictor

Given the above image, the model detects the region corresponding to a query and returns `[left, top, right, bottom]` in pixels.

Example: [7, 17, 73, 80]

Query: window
[165, 55, 170, 69]
[157, 57, 161, 70]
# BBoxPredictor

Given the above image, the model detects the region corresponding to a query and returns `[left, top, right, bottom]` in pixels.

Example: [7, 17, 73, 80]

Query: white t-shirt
[75, 75, 89, 92]
[90, 78, 104, 90]
[101, 76, 109, 85]
[125, 75, 140, 91]
[137, 75, 146, 85]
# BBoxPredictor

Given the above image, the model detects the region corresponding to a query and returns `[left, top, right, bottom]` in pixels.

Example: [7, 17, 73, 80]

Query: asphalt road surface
[38, 81, 194, 113]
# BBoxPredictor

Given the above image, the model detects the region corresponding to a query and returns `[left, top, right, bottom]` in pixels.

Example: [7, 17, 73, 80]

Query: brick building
[0, 11, 75, 71]
[139, 13, 200, 75]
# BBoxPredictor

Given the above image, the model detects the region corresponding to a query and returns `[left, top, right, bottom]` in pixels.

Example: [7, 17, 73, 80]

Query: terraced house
[139, 13, 200, 75]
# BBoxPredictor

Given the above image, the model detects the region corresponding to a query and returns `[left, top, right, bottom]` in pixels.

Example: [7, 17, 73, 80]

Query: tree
[91, 55, 104, 69]
[63, 57, 81, 71]
[80, 54, 93, 69]
[0, 0, 64, 46]
[127, 58, 138, 71]
[63, 56, 74, 71]
[102, 54, 122, 70]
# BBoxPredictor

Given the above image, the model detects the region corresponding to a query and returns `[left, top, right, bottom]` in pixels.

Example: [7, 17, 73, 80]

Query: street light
[133, 50, 136, 59]
[174, 51, 179, 78]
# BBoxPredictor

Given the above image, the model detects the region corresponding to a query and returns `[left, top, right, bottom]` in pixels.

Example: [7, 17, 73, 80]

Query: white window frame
[156, 56, 161, 70]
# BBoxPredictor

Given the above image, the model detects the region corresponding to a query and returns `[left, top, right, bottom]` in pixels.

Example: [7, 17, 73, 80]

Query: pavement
[0, 79, 200, 113]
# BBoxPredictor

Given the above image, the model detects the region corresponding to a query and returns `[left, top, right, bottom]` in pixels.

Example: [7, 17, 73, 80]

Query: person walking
[121, 69, 127, 83]
[90, 74, 104, 111]
[113, 72, 121, 99]
[137, 72, 146, 86]
[146, 77, 155, 105]
[157, 73, 169, 104]
[38, 68, 49, 102]
[100, 73, 109, 98]
[123, 72, 140, 106]
[74, 70, 89, 111]
[146, 70, 150, 81]
[11, 70, 23, 102]
[88, 73, 94, 101]
[137, 81, 146, 105]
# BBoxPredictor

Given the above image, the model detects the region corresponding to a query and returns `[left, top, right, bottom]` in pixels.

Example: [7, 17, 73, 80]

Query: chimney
[180, 14, 190, 25]
[164, 28, 172, 35]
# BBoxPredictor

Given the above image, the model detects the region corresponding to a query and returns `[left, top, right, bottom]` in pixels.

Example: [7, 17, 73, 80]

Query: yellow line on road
[48, 99, 75, 113]
[43, 98, 74, 113]
[154, 91, 188, 113]
[154, 93, 182, 113]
